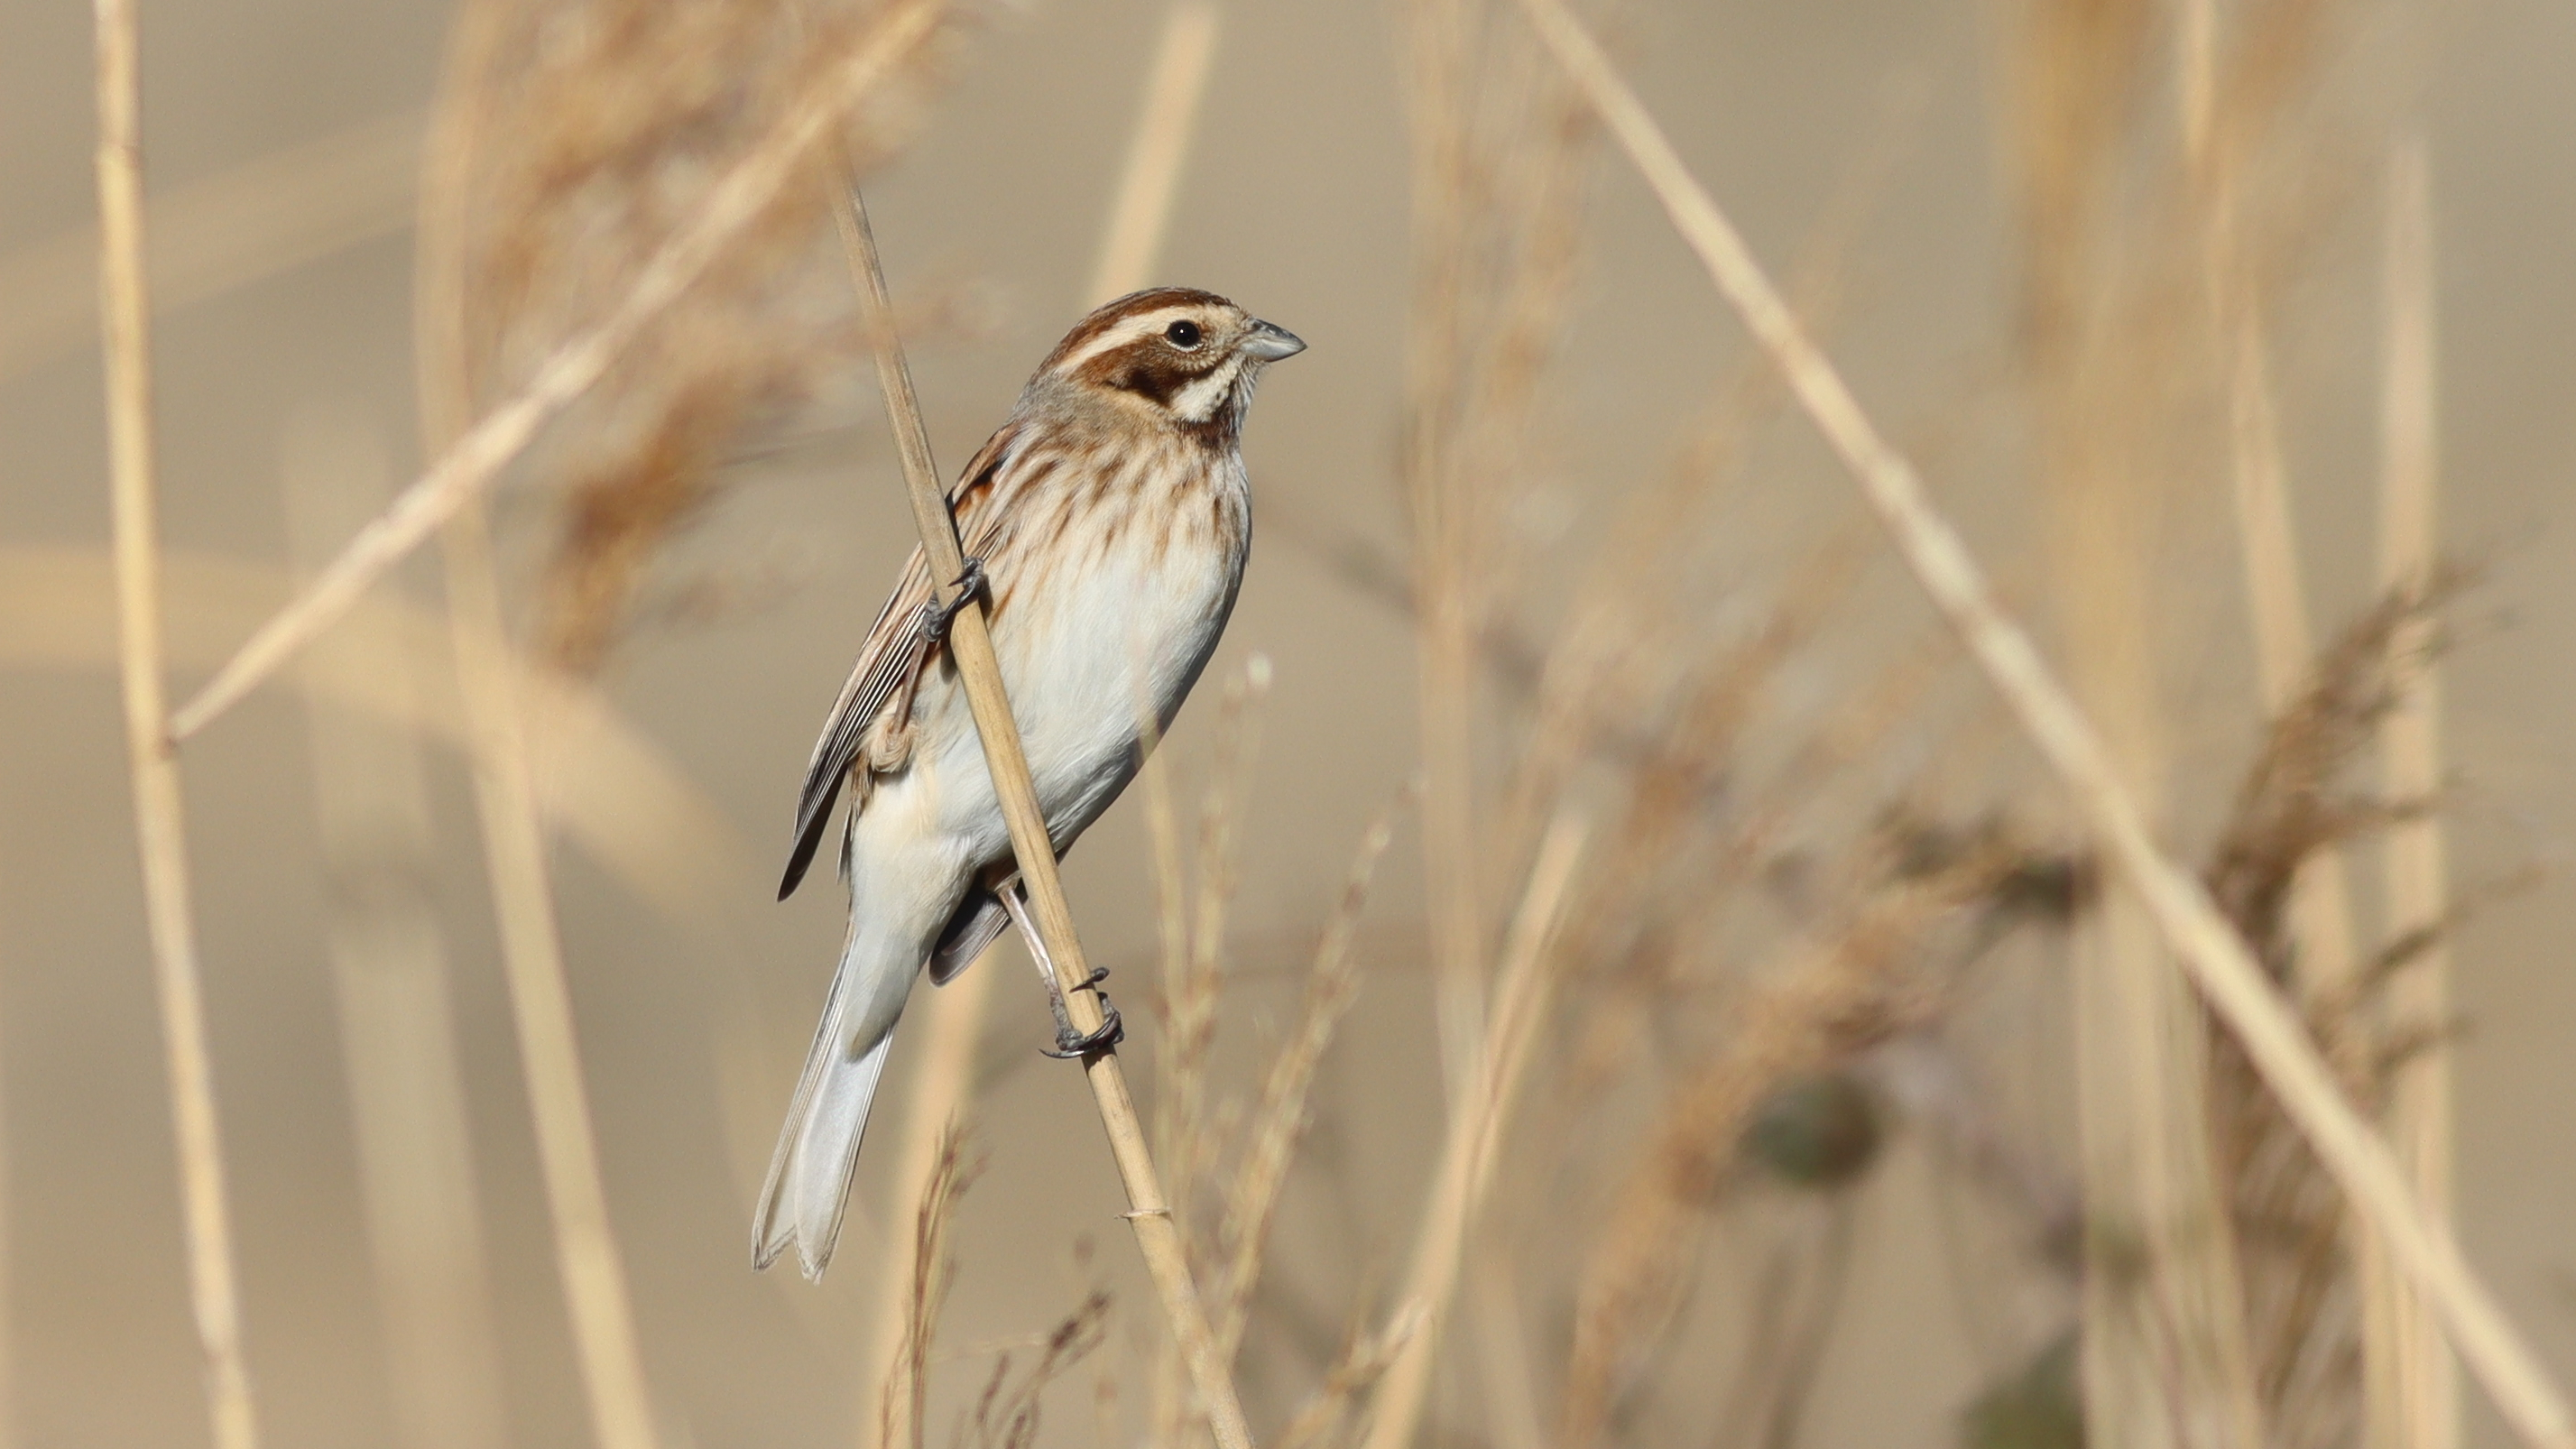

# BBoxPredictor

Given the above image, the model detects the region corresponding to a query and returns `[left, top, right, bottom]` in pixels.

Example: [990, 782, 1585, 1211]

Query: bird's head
[1033, 287, 1305, 433]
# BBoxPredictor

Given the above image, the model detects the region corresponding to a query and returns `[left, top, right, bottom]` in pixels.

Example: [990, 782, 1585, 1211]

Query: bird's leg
[922, 556, 989, 642]
[998, 877, 1122, 1058]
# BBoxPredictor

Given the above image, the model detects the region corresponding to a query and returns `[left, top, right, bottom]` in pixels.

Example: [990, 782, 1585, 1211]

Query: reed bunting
[755, 287, 1305, 1278]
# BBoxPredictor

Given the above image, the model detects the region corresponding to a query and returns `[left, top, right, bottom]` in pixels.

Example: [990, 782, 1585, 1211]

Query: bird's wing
[777, 423, 1021, 900]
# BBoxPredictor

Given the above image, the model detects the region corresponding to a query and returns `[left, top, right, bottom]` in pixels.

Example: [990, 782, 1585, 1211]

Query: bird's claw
[924, 557, 989, 641]
[1040, 966, 1123, 1059]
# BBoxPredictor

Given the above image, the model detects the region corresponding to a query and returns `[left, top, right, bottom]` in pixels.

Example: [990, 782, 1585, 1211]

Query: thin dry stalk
[2035, 0, 2264, 1439]
[1213, 792, 1410, 1361]
[1517, 3, 2575, 1442]
[1168, 665, 1271, 1226]
[884, 1122, 984, 1449]
[285, 414, 509, 1449]
[441, 502, 662, 1449]
[89, 0, 259, 1443]
[853, 19, 1221, 1428]
[1151, 661, 1269, 1449]
[954, 1292, 1113, 1449]
[1404, 0, 1491, 1107]
[167, 0, 952, 741]
[2187, 0, 2362, 1016]
[2199, 37, 2375, 1434]
[2373, 134, 2457, 1449]
[1278, 1305, 1428, 1449]
[838, 186, 1255, 1449]
[854, 958, 993, 1442]
[1086, 0, 1220, 305]
[1360, 810, 1587, 1449]
[1402, 0, 1600, 1106]
[1558, 825, 2033, 1448]
[2197, 582, 2458, 1440]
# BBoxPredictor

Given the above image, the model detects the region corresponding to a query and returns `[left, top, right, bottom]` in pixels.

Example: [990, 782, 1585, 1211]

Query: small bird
[755, 287, 1305, 1278]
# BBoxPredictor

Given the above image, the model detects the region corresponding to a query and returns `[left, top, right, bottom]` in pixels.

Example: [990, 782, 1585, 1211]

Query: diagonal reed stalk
[163, 0, 950, 743]
[850, 8, 1220, 1437]
[2373, 134, 2457, 1449]
[89, 0, 260, 1444]
[1513, 1, 2576, 1444]
[1360, 810, 1586, 1449]
[836, 185, 1256, 1449]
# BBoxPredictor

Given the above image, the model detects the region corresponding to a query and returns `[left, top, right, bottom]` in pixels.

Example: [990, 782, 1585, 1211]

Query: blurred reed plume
[418, 0, 970, 674]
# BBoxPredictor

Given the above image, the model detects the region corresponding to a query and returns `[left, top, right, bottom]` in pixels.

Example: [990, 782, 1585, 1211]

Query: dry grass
[89, 0, 259, 1440]
[882, 1121, 987, 1449]
[169, 0, 960, 738]
[49, 0, 2576, 1445]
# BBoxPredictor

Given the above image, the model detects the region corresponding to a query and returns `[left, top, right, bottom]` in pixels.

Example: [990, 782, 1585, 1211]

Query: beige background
[2, 0, 2573, 1443]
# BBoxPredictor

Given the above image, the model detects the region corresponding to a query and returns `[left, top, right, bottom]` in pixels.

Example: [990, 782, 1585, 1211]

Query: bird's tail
[753, 923, 915, 1278]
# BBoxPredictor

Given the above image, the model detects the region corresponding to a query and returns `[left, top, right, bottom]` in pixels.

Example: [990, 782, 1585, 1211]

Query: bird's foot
[924, 556, 988, 641]
[1039, 966, 1123, 1059]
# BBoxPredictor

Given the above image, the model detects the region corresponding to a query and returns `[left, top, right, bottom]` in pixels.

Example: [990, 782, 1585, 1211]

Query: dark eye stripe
[1111, 363, 1183, 406]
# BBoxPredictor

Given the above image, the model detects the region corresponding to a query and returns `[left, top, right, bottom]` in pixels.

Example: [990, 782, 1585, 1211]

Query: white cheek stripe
[1168, 355, 1245, 422]
[1051, 307, 1204, 374]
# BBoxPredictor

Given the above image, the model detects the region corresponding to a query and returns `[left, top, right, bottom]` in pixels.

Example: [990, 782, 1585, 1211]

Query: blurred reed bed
[59, 0, 2552, 1439]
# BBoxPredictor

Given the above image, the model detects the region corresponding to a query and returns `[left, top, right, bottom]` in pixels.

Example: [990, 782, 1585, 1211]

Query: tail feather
[753, 928, 914, 1278]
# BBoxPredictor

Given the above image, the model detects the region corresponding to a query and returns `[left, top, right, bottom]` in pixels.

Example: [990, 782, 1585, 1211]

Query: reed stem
[849, 12, 1220, 1435]
[1361, 811, 1585, 1449]
[2374, 134, 2458, 1449]
[91, 0, 260, 1441]
[836, 185, 1256, 1449]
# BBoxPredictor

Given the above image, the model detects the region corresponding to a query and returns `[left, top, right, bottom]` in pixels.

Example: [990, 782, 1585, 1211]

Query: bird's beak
[1242, 319, 1306, 361]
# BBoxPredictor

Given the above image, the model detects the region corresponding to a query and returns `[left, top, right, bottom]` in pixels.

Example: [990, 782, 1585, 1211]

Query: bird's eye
[1165, 320, 1204, 348]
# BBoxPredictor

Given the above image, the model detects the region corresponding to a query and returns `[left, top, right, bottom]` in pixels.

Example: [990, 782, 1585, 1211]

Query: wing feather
[777, 423, 1023, 899]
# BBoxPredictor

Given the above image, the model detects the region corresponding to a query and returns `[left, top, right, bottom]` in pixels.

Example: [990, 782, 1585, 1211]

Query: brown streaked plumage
[755, 287, 1303, 1278]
